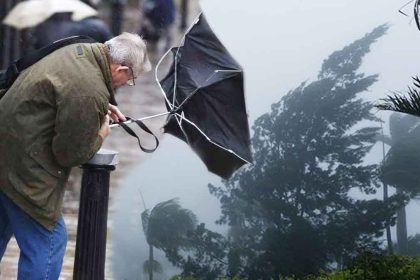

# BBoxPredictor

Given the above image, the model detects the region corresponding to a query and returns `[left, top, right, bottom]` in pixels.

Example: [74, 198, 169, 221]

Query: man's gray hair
[105, 32, 152, 75]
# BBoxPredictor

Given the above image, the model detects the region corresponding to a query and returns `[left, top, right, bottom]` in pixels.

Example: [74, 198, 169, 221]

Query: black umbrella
[157, 13, 252, 179]
[398, 0, 420, 30]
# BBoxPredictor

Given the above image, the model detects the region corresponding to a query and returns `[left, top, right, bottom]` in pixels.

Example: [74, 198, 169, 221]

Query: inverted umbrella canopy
[3, 0, 98, 30]
[157, 13, 252, 179]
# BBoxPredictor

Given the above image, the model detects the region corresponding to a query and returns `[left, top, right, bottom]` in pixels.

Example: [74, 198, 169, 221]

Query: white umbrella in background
[2, 0, 98, 30]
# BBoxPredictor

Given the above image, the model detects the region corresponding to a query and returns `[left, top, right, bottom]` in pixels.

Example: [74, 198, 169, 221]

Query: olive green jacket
[0, 43, 115, 230]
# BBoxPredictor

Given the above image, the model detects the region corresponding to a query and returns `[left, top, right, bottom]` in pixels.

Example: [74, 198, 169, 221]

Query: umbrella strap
[118, 117, 159, 153]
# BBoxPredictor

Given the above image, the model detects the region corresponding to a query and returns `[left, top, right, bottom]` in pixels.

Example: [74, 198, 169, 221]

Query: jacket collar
[91, 43, 118, 105]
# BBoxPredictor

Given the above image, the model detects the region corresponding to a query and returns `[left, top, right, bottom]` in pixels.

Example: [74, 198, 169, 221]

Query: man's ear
[110, 63, 129, 74]
[116, 65, 129, 72]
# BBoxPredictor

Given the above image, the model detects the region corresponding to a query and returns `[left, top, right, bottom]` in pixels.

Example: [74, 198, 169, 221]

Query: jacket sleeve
[52, 95, 108, 167]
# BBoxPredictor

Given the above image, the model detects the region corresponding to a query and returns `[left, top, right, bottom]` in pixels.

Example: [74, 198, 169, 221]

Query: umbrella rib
[174, 112, 193, 146]
[172, 13, 202, 108]
[155, 12, 242, 112]
[155, 12, 202, 111]
[155, 48, 175, 110]
[174, 113, 252, 164]
[214, 70, 242, 73]
[178, 71, 218, 107]
[176, 69, 242, 110]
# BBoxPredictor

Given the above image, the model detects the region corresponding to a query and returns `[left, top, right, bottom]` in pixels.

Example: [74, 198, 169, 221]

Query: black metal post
[73, 150, 118, 280]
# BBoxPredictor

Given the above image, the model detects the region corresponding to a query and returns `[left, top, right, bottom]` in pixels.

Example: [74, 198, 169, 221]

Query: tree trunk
[380, 127, 393, 254]
[149, 245, 154, 280]
[396, 197, 408, 254]
[383, 182, 393, 254]
[397, 209, 408, 254]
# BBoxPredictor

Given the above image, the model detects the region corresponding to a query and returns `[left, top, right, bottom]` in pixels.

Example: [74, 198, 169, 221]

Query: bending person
[0, 32, 151, 279]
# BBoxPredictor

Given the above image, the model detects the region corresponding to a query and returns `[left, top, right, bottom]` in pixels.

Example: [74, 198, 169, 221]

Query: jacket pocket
[7, 146, 69, 210]
[29, 145, 68, 179]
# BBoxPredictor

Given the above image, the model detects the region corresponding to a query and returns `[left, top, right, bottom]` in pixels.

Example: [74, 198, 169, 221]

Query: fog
[111, 0, 420, 279]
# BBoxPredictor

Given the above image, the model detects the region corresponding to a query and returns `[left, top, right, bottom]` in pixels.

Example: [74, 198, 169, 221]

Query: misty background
[110, 0, 420, 279]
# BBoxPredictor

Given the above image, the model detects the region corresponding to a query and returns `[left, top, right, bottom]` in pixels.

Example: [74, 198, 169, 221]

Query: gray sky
[201, 0, 420, 121]
[111, 1, 420, 277]
[200, 0, 420, 236]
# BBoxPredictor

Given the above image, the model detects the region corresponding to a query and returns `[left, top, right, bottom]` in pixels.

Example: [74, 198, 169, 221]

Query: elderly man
[0, 32, 151, 279]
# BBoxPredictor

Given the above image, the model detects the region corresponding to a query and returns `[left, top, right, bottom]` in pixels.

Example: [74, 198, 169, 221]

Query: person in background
[139, 0, 175, 52]
[27, 12, 113, 51]
[0, 32, 151, 279]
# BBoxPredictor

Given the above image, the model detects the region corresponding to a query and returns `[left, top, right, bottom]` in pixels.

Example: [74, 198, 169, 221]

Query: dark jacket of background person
[144, 0, 175, 28]
[0, 42, 115, 230]
[29, 13, 112, 50]
[140, 0, 175, 43]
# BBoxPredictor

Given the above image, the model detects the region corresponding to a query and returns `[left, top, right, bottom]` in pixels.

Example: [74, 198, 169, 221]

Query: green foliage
[380, 113, 420, 197]
[141, 199, 228, 279]
[169, 276, 244, 280]
[208, 24, 405, 279]
[377, 76, 420, 118]
[352, 252, 420, 279]
[171, 254, 420, 279]
[142, 198, 198, 249]
[141, 198, 198, 280]
[320, 252, 420, 280]
[407, 234, 420, 256]
[143, 259, 163, 274]
[379, 113, 420, 255]
[169, 277, 198, 280]
[165, 223, 228, 280]
[393, 234, 420, 256]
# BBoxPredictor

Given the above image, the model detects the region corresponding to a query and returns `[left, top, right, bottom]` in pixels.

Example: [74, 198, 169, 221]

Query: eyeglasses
[127, 66, 136, 86]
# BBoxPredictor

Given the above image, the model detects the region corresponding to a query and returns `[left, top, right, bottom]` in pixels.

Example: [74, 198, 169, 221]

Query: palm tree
[142, 258, 162, 280]
[141, 198, 198, 280]
[380, 121, 393, 254]
[377, 76, 420, 118]
[391, 234, 420, 256]
[380, 113, 420, 254]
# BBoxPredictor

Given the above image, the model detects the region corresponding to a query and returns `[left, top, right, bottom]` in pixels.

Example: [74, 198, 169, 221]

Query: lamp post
[73, 149, 118, 280]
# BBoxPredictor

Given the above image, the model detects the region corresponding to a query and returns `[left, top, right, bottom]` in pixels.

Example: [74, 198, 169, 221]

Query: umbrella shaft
[109, 112, 170, 128]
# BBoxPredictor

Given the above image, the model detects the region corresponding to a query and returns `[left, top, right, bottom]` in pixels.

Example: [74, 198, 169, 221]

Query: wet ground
[0, 2, 201, 278]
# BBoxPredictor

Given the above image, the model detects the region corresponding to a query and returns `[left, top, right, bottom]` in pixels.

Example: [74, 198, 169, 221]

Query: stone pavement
[0, 1, 201, 278]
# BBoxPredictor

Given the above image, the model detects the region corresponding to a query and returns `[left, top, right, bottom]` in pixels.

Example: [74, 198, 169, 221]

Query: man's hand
[98, 114, 110, 140]
[108, 104, 126, 123]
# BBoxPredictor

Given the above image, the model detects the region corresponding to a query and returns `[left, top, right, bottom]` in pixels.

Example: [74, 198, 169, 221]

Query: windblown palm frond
[376, 76, 420, 118]
[144, 198, 198, 250]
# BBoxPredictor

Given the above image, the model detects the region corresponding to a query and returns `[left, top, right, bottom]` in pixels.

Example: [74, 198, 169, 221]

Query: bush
[307, 252, 420, 280]
[171, 253, 420, 280]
